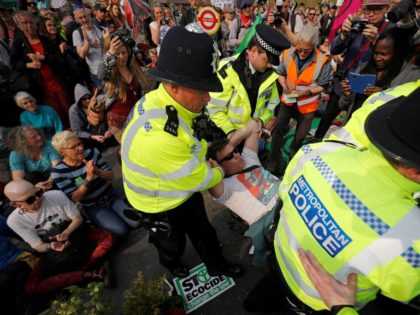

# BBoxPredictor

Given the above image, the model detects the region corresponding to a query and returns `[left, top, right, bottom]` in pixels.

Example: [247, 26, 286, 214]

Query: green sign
[173, 263, 235, 313]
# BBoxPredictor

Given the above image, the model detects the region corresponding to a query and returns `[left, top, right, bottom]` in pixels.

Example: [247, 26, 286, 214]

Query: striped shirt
[51, 148, 112, 207]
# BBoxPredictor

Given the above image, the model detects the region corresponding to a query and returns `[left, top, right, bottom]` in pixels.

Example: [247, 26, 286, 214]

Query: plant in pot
[122, 272, 185, 315]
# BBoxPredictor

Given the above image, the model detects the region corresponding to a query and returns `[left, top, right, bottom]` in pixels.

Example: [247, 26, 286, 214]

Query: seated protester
[4, 180, 116, 292]
[14, 91, 63, 140]
[207, 120, 281, 266]
[341, 27, 412, 120]
[69, 84, 115, 151]
[0, 213, 38, 315]
[7, 126, 61, 191]
[51, 131, 129, 237]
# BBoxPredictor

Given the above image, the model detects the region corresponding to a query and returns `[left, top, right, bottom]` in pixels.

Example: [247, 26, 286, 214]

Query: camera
[273, 12, 284, 25]
[111, 28, 136, 49]
[387, 0, 417, 22]
[350, 18, 370, 34]
[160, 19, 169, 25]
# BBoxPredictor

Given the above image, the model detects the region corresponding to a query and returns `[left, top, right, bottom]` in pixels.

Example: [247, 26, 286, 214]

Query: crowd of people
[0, 0, 419, 314]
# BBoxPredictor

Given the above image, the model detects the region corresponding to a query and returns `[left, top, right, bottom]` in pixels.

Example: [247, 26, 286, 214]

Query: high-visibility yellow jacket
[328, 79, 420, 148]
[275, 141, 420, 311]
[121, 84, 223, 213]
[207, 55, 280, 135]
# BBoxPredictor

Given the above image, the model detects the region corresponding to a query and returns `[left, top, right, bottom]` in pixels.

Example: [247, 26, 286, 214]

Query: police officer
[121, 25, 242, 278]
[245, 84, 420, 313]
[207, 24, 290, 137]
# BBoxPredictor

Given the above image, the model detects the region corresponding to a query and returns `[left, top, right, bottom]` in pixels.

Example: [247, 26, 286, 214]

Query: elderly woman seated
[14, 92, 63, 140]
[7, 126, 61, 191]
[4, 180, 116, 292]
[51, 131, 131, 237]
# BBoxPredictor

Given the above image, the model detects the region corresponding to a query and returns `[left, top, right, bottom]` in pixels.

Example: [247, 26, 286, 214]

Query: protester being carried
[14, 91, 63, 140]
[207, 119, 281, 266]
[8, 126, 61, 191]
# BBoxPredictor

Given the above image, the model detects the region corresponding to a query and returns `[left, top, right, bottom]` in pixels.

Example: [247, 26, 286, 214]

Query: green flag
[234, 13, 263, 55]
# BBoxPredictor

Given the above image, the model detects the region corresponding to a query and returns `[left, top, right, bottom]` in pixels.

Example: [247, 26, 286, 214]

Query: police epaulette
[218, 61, 232, 79]
[164, 105, 179, 137]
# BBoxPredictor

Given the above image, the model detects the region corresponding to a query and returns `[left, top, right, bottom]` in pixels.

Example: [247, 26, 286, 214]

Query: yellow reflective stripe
[367, 92, 397, 104]
[122, 107, 202, 181]
[276, 218, 322, 299]
[334, 205, 420, 282]
[122, 108, 164, 177]
[297, 95, 319, 106]
[229, 104, 245, 115]
[330, 128, 358, 146]
[209, 97, 229, 107]
[123, 174, 191, 198]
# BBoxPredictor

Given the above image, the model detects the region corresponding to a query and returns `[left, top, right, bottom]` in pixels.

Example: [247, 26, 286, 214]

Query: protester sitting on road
[4, 179, 116, 293]
[207, 119, 281, 266]
[14, 91, 63, 140]
[69, 84, 115, 151]
[8, 126, 61, 191]
[0, 213, 38, 315]
[98, 34, 151, 143]
[51, 131, 130, 237]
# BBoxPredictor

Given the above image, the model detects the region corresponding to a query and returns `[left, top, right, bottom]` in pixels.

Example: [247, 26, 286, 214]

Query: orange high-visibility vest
[281, 48, 329, 114]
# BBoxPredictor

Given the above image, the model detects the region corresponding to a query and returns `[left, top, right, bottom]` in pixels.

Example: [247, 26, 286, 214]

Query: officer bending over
[245, 86, 420, 314]
[121, 26, 243, 279]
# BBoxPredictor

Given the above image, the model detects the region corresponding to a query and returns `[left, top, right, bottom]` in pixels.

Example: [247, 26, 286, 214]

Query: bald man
[5, 180, 83, 255]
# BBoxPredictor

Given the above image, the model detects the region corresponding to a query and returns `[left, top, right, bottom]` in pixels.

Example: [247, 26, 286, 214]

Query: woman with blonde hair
[97, 34, 152, 143]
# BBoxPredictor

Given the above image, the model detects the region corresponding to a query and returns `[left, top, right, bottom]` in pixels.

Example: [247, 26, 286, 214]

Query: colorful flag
[328, 0, 362, 43]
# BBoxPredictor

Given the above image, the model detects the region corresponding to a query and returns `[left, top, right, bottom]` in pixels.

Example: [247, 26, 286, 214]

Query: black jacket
[10, 31, 71, 100]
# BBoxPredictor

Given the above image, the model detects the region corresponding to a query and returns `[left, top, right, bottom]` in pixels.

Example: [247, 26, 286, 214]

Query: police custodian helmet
[148, 26, 223, 92]
[365, 86, 420, 170]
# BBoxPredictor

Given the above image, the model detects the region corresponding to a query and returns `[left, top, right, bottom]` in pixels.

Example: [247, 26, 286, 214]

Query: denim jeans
[87, 196, 128, 238]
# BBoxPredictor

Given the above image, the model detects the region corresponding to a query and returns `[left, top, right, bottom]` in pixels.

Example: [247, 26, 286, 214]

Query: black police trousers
[144, 192, 227, 270]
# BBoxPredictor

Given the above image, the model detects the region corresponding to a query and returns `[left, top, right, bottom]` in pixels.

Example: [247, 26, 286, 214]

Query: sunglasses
[16, 189, 44, 205]
[218, 147, 239, 164]
[81, 95, 91, 101]
[27, 2, 36, 6]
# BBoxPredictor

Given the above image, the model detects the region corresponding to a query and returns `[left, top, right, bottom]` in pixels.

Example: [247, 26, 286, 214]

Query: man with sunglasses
[207, 119, 281, 266]
[208, 24, 290, 137]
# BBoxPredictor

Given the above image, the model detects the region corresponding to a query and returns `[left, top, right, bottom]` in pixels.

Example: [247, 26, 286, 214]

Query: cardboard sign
[173, 263, 235, 313]
[196, 6, 221, 35]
